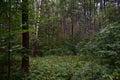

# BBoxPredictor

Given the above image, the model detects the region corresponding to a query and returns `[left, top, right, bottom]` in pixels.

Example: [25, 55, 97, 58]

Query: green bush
[96, 23, 120, 66]
[76, 23, 120, 80]
[77, 23, 120, 65]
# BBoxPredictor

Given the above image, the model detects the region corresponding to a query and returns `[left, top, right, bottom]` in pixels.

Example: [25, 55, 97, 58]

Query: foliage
[96, 23, 120, 66]
[78, 23, 120, 65]
[27, 56, 117, 80]
[0, 55, 25, 80]
[76, 23, 120, 79]
[0, 0, 120, 80]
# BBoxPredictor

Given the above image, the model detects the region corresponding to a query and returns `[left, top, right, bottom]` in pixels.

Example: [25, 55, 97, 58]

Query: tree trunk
[32, 39, 36, 57]
[21, 0, 29, 75]
[8, 0, 11, 80]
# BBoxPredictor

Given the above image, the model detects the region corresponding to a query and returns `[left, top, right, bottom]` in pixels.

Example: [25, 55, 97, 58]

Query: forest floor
[28, 55, 101, 79]
[29, 55, 91, 69]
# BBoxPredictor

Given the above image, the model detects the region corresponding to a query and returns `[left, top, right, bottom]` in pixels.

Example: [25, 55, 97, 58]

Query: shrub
[76, 23, 120, 80]
[96, 23, 120, 66]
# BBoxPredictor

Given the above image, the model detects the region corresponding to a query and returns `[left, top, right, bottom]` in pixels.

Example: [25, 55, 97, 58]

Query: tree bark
[21, 0, 29, 75]
[32, 39, 36, 57]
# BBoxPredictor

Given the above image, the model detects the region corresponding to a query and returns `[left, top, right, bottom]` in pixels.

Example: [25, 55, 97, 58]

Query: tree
[21, 0, 29, 75]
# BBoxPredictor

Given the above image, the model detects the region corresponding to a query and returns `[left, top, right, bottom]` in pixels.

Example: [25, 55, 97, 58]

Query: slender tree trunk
[84, 0, 87, 38]
[99, 0, 103, 30]
[21, 0, 29, 75]
[71, 17, 74, 36]
[89, 0, 92, 37]
[32, 39, 36, 57]
[71, 0, 74, 37]
[31, 0, 37, 57]
[103, 0, 106, 13]
[93, 0, 96, 34]
[8, 0, 11, 80]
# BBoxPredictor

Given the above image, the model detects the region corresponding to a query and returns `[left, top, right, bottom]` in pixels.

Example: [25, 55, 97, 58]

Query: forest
[0, 0, 120, 80]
